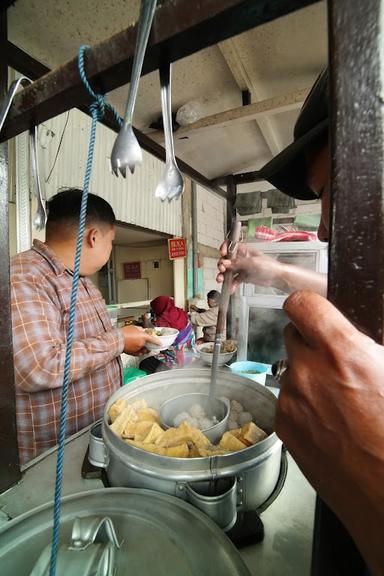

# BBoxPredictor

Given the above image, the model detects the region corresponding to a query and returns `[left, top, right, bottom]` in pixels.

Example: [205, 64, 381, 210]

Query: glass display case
[235, 241, 328, 363]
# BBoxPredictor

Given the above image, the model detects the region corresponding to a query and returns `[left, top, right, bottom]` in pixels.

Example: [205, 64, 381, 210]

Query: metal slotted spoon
[110, 0, 157, 177]
[155, 62, 185, 202]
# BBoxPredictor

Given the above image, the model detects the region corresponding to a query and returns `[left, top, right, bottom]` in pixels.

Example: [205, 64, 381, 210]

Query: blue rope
[49, 45, 114, 576]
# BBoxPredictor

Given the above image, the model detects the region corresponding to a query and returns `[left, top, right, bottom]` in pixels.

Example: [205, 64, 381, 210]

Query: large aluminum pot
[100, 368, 282, 530]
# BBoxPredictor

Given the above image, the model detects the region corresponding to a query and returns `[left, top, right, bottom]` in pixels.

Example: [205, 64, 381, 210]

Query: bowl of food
[229, 361, 271, 385]
[197, 340, 237, 367]
[144, 327, 179, 350]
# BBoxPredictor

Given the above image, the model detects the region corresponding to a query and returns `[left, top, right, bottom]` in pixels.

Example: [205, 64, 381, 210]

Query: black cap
[255, 69, 329, 200]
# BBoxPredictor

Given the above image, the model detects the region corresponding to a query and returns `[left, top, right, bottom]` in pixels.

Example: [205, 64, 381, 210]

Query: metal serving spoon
[30, 126, 47, 230]
[0, 76, 46, 230]
[155, 62, 184, 202]
[110, 0, 157, 177]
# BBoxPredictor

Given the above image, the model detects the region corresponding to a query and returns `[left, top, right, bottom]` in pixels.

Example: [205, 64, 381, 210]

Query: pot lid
[0, 488, 251, 576]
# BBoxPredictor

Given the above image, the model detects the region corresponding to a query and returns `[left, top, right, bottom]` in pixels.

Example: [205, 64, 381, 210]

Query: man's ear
[84, 227, 99, 248]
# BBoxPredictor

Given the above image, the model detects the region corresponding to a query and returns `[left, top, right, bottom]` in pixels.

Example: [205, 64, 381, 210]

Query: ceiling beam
[148, 87, 308, 143]
[1, 0, 317, 143]
[6, 41, 228, 200]
[218, 38, 285, 156]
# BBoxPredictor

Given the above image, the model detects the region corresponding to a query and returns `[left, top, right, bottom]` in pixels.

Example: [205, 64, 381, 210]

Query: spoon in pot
[209, 219, 242, 407]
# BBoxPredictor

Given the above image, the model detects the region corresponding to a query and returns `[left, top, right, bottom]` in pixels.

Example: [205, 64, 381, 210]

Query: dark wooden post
[312, 0, 384, 573]
[0, 11, 21, 492]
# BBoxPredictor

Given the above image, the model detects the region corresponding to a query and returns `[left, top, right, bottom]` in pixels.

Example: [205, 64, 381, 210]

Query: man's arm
[276, 291, 384, 575]
[11, 274, 160, 392]
[217, 242, 327, 296]
[11, 273, 125, 393]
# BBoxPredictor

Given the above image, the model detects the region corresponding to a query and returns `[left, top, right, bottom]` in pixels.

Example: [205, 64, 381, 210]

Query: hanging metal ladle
[0, 76, 46, 230]
[110, 0, 157, 177]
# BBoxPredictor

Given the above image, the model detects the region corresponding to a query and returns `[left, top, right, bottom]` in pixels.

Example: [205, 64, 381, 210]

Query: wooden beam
[6, 42, 227, 200]
[1, 0, 317, 143]
[0, 11, 21, 493]
[219, 38, 283, 155]
[312, 0, 384, 574]
[148, 88, 308, 143]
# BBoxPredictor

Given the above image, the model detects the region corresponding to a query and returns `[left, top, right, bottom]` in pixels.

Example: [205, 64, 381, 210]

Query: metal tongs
[0, 76, 46, 230]
[209, 219, 242, 403]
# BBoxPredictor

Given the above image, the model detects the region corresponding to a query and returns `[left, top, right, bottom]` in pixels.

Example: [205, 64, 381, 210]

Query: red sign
[168, 237, 187, 260]
[123, 261, 141, 279]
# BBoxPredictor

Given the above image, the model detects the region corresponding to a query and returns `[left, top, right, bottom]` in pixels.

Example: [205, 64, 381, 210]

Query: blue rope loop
[78, 44, 122, 127]
[48, 45, 108, 576]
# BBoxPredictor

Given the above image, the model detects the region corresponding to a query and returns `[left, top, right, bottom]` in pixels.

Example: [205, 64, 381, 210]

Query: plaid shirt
[11, 240, 123, 465]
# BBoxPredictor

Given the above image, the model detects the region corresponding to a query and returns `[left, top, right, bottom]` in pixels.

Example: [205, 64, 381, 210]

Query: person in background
[190, 290, 221, 343]
[11, 189, 160, 465]
[217, 69, 384, 575]
[140, 295, 195, 373]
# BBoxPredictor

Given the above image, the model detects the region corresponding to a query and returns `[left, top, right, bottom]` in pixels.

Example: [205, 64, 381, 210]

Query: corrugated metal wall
[38, 109, 182, 235]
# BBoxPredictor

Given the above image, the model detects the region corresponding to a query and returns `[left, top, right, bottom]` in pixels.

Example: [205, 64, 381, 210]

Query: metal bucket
[100, 368, 282, 528]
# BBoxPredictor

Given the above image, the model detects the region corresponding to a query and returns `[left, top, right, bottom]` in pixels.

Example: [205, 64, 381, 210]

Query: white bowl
[197, 343, 237, 366]
[145, 327, 179, 351]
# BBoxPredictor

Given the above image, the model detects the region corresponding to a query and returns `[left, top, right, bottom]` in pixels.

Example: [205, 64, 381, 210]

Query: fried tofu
[241, 421, 267, 446]
[136, 408, 160, 424]
[108, 398, 127, 423]
[125, 439, 167, 456]
[197, 446, 229, 457]
[156, 421, 211, 449]
[228, 427, 242, 439]
[133, 421, 156, 442]
[131, 399, 148, 412]
[219, 431, 247, 452]
[109, 404, 138, 437]
[166, 443, 189, 458]
[142, 422, 164, 444]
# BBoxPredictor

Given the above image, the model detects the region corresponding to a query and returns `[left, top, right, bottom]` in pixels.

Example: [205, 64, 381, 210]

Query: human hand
[216, 240, 283, 293]
[276, 290, 384, 574]
[190, 304, 198, 312]
[120, 325, 161, 355]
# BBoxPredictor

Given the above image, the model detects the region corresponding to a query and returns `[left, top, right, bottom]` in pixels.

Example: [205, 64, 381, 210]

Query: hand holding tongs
[0, 76, 46, 230]
[110, 0, 157, 177]
[209, 220, 242, 401]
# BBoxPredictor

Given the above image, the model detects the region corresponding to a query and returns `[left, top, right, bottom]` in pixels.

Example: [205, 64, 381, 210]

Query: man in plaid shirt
[11, 189, 160, 465]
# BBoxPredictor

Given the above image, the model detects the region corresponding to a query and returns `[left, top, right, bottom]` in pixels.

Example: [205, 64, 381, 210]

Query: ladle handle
[216, 220, 242, 335]
[210, 220, 241, 403]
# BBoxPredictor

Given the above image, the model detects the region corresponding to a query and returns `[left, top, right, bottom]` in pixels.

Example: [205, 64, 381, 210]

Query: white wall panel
[38, 109, 182, 236]
[196, 184, 225, 249]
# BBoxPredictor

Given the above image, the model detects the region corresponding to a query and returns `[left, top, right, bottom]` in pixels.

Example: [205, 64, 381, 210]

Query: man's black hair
[46, 189, 116, 234]
[207, 290, 220, 301]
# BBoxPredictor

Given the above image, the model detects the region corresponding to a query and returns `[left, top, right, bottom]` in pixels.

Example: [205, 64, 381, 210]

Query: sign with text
[123, 261, 141, 279]
[168, 237, 187, 260]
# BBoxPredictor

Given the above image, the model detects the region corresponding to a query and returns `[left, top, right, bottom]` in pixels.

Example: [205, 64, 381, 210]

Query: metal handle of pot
[30, 516, 120, 576]
[181, 477, 238, 532]
[88, 421, 109, 469]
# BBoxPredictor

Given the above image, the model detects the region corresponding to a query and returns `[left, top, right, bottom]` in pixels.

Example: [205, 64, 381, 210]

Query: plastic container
[106, 304, 119, 328]
[123, 367, 147, 385]
[229, 361, 271, 385]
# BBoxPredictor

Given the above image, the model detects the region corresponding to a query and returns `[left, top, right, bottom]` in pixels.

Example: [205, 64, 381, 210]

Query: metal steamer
[95, 368, 283, 531]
